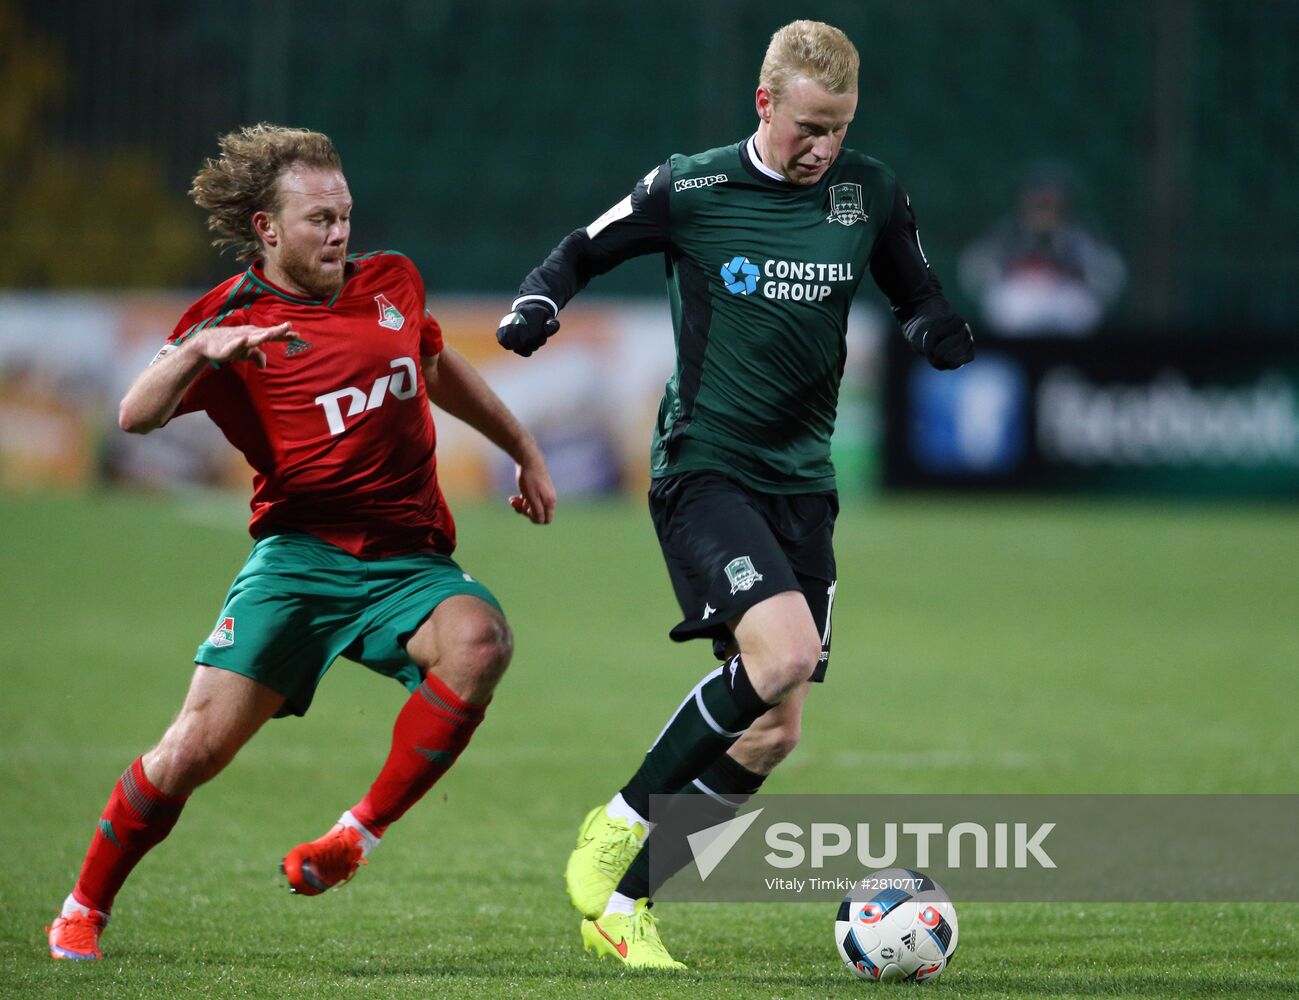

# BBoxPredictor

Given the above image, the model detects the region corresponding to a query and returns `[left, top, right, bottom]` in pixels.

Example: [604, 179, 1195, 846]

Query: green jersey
[516, 135, 960, 493]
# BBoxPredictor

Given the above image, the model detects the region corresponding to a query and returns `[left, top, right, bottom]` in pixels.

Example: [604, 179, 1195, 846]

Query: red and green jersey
[164, 251, 456, 558]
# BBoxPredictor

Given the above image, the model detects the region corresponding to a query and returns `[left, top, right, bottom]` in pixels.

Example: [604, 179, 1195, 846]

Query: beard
[276, 243, 346, 299]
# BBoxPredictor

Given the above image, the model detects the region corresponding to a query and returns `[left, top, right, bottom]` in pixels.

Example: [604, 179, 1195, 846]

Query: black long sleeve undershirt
[516, 160, 962, 356]
[869, 182, 961, 354]
[516, 160, 673, 310]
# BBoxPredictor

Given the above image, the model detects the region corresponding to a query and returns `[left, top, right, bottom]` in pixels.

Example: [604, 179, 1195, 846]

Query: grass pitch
[1, 490, 1296, 998]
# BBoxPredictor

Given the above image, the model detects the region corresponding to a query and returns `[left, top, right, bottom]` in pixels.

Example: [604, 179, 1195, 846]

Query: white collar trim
[747, 134, 786, 182]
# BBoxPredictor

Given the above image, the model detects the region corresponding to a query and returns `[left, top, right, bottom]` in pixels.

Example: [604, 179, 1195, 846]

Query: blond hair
[189, 124, 342, 260]
[759, 20, 859, 103]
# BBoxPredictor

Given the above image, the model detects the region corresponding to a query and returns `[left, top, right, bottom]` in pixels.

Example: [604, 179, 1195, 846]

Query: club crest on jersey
[724, 556, 764, 594]
[374, 294, 405, 331]
[827, 182, 867, 226]
[208, 616, 235, 648]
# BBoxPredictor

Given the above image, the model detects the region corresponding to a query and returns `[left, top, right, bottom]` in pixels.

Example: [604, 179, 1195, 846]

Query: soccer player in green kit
[498, 20, 974, 968]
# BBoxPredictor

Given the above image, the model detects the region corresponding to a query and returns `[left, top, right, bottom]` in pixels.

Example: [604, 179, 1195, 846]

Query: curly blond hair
[759, 20, 859, 103]
[189, 124, 342, 260]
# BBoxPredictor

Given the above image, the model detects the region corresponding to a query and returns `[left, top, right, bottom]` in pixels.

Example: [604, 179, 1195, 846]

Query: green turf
[1, 490, 1296, 998]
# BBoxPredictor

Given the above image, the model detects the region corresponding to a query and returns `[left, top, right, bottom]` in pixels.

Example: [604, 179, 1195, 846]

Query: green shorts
[195, 531, 502, 718]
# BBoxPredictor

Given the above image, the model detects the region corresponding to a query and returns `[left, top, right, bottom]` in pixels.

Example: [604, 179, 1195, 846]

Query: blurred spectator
[959, 163, 1126, 336]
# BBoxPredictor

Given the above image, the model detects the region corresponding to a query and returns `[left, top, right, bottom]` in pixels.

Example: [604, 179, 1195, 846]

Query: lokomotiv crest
[374, 294, 405, 331]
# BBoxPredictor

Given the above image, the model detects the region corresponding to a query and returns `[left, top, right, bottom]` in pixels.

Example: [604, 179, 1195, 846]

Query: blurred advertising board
[0, 292, 880, 500]
[882, 333, 1299, 497]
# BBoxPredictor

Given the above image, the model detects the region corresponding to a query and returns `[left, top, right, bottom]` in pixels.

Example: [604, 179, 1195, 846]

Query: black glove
[496, 299, 560, 357]
[920, 314, 975, 370]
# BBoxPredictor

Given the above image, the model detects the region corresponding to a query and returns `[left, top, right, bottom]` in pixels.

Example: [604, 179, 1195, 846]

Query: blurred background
[3, 8, 1298, 992]
[2, 0, 1298, 499]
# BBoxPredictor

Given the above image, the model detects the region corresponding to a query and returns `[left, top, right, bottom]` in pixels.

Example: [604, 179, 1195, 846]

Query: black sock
[617, 753, 768, 901]
[619, 656, 771, 819]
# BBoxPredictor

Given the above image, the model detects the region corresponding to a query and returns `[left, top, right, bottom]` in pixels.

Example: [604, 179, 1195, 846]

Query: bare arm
[422, 348, 556, 524]
[119, 322, 295, 434]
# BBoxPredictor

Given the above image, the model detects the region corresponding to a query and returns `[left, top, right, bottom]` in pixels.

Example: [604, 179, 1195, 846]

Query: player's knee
[455, 615, 514, 683]
[754, 638, 822, 701]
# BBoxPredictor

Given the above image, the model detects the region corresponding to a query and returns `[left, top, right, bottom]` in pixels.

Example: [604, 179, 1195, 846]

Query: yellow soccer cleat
[565, 805, 646, 919]
[581, 898, 686, 970]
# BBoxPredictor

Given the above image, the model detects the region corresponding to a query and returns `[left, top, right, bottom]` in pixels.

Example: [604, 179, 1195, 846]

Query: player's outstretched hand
[510, 454, 557, 525]
[197, 322, 296, 369]
[496, 301, 560, 357]
[921, 315, 975, 371]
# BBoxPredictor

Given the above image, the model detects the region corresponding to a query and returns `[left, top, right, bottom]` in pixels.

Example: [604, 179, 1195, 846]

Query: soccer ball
[834, 868, 959, 983]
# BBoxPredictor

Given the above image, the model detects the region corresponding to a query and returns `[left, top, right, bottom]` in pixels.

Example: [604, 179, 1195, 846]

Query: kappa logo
[724, 556, 763, 594]
[208, 616, 235, 648]
[374, 293, 405, 331]
[827, 182, 867, 226]
[702, 603, 717, 620]
[675, 173, 728, 193]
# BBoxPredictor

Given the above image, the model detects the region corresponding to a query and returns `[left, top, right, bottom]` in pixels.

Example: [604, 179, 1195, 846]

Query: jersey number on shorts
[821, 580, 838, 655]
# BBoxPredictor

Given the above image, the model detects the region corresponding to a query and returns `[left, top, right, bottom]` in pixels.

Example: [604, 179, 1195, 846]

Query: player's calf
[729, 691, 806, 774]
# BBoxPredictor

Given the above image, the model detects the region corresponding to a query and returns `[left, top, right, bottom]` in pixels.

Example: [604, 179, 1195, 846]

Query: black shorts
[648, 471, 839, 682]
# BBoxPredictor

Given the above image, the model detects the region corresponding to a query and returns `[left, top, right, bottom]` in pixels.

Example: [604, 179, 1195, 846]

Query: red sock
[350, 674, 488, 837]
[71, 757, 188, 913]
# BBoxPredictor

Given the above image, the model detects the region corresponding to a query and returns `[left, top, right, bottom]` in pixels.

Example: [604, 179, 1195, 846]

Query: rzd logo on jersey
[315, 357, 419, 435]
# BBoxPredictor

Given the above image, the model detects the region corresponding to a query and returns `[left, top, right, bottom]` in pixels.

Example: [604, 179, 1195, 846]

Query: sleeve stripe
[175, 281, 260, 347]
[511, 294, 558, 315]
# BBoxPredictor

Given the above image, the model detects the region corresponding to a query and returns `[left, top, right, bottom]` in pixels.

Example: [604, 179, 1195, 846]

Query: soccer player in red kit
[46, 124, 557, 960]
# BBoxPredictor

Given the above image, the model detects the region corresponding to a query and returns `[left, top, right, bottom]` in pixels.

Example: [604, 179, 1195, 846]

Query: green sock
[618, 753, 768, 900]
[619, 655, 770, 820]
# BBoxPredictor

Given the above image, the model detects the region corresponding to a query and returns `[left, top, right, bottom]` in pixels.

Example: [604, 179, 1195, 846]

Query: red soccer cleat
[47, 909, 108, 960]
[281, 823, 366, 896]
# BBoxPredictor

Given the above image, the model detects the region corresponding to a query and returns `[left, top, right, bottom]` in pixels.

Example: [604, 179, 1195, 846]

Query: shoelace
[628, 907, 672, 958]
[593, 824, 641, 877]
[48, 913, 103, 953]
